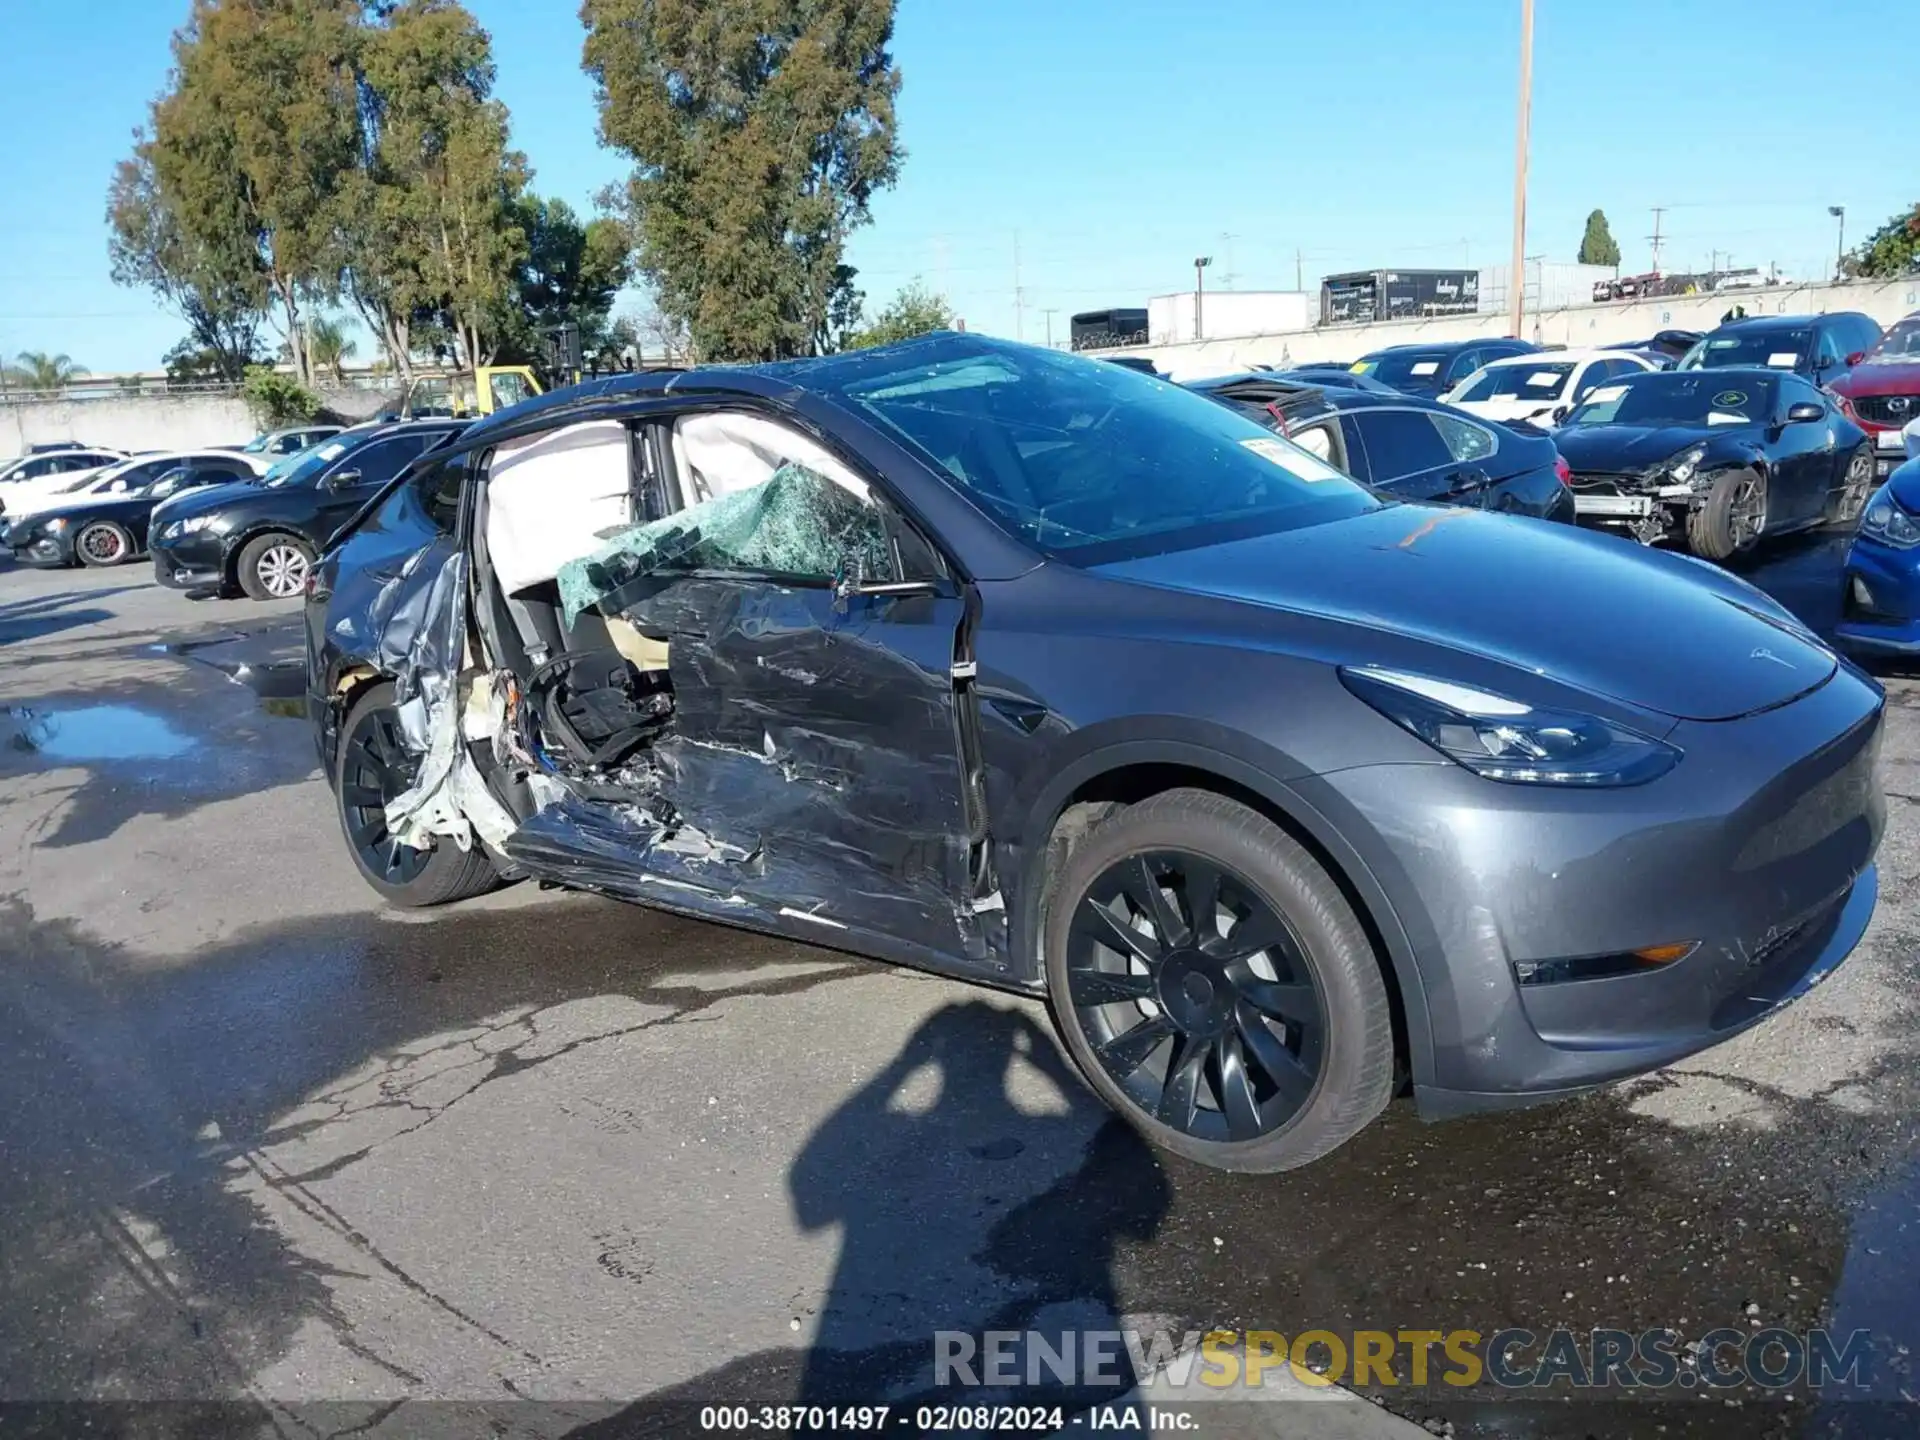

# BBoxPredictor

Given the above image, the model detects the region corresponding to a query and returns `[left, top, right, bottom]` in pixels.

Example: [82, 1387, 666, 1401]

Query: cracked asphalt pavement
[3, 531, 1919, 1440]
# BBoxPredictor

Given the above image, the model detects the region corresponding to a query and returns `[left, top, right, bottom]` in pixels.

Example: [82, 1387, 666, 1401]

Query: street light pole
[1193, 256, 1212, 341]
[1509, 0, 1534, 340]
[1829, 205, 1846, 279]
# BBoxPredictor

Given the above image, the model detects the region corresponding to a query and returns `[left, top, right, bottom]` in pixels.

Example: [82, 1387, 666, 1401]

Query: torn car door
[554, 453, 985, 962]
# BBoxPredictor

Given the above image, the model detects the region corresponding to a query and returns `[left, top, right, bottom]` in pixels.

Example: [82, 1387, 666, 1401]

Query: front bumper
[149, 533, 228, 591]
[1300, 665, 1885, 1112]
[1836, 536, 1920, 654]
[6, 529, 76, 567]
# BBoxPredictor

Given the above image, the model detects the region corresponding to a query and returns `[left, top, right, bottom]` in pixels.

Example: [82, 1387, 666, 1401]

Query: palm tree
[307, 317, 357, 386]
[7, 351, 87, 391]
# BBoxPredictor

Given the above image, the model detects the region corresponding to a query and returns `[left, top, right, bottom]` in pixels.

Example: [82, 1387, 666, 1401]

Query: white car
[0, 447, 126, 513]
[1442, 349, 1660, 427]
[0, 449, 267, 530]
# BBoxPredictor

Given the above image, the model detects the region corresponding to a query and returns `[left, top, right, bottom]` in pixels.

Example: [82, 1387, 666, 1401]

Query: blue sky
[0, 0, 1910, 371]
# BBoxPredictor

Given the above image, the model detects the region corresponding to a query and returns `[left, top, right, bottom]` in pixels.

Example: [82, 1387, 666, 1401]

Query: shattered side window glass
[557, 463, 895, 625]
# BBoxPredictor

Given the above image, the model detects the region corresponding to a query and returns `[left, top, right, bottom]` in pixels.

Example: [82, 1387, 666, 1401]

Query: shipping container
[1148, 290, 1313, 344]
[1319, 269, 1480, 325]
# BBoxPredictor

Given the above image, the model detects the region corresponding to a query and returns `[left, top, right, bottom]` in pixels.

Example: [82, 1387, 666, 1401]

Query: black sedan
[150, 420, 464, 598]
[1555, 368, 1874, 559]
[304, 333, 1881, 1174]
[1186, 374, 1574, 522]
[4, 451, 263, 567]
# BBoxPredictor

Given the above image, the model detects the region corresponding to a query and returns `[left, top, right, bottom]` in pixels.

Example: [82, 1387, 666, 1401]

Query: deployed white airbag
[674, 411, 868, 505]
[487, 420, 632, 596]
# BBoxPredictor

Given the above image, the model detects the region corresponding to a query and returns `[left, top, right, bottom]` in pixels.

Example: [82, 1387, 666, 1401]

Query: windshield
[262, 437, 350, 488]
[1867, 318, 1920, 364]
[1680, 329, 1810, 371]
[821, 343, 1381, 563]
[1352, 351, 1450, 389]
[1564, 372, 1776, 428]
[147, 467, 195, 499]
[1454, 362, 1574, 402]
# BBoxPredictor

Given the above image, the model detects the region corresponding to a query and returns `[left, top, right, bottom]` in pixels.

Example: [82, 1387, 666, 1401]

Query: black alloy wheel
[1066, 850, 1328, 1142]
[334, 681, 502, 907]
[1046, 790, 1395, 1172]
[341, 702, 431, 888]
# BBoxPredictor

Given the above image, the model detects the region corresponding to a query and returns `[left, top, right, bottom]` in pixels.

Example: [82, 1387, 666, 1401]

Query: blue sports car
[1838, 426, 1920, 655]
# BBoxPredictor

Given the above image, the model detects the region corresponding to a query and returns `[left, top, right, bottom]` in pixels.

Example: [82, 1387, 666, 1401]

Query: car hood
[1552, 422, 1757, 472]
[1885, 456, 1920, 512]
[29, 495, 154, 527]
[154, 478, 265, 522]
[1093, 505, 1833, 722]
[1832, 360, 1920, 398]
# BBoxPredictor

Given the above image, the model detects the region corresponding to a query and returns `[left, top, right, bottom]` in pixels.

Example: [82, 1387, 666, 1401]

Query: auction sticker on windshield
[1768, 353, 1799, 368]
[1586, 385, 1629, 405]
[1410, 361, 1439, 376]
[1240, 437, 1344, 481]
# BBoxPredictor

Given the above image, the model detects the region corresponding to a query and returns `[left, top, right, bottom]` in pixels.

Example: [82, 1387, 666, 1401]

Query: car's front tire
[1686, 466, 1766, 561]
[76, 520, 135, 568]
[237, 532, 316, 600]
[335, 681, 500, 907]
[1825, 443, 1875, 528]
[1043, 788, 1395, 1173]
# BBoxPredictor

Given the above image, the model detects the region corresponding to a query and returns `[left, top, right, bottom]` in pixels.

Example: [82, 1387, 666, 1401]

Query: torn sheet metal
[579, 573, 982, 957]
[555, 464, 892, 626]
[360, 543, 517, 852]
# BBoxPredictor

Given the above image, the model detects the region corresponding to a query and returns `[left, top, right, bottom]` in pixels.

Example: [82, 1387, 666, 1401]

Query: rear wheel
[1686, 466, 1767, 561]
[335, 681, 499, 906]
[1044, 789, 1395, 1173]
[76, 520, 135, 568]
[1825, 443, 1875, 527]
[237, 533, 315, 600]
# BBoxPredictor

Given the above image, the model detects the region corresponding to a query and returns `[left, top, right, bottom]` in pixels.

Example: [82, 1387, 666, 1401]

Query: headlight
[162, 515, 217, 542]
[44, 517, 69, 531]
[1861, 488, 1920, 548]
[1339, 666, 1680, 786]
[1661, 443, 1708, 485]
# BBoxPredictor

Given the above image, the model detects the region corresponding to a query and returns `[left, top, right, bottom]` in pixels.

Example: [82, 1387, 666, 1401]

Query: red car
[1831, 312, 1920, 478]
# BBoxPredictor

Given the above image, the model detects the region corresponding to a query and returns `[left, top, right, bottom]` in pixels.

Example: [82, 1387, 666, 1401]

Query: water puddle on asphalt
[3, 704, 198, 761]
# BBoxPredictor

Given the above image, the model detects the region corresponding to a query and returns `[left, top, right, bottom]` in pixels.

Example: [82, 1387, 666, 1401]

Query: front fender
[1001, 722, 1436, 1093]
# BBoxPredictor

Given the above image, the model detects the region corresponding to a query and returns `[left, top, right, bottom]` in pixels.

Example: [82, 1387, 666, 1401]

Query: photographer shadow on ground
[572, 999, 1171, 1434]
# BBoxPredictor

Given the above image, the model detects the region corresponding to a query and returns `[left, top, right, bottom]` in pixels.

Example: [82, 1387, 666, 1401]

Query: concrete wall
[0, 383, 395, 457]
[1101, 278, 1920, 381]
[0, 394, 255, 455]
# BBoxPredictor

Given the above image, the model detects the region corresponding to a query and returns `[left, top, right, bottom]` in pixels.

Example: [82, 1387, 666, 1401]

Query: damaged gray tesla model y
[305, 333, 1884, 1173]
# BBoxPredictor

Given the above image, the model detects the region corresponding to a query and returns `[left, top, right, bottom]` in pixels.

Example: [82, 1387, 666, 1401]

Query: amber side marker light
[1633, 942, 1698, 966]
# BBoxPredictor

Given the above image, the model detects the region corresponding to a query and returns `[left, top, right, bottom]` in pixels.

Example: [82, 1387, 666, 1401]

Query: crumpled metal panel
[555, 464, 891, 626]
[583, 573, 978, 957]
[364, 543, 518, 852]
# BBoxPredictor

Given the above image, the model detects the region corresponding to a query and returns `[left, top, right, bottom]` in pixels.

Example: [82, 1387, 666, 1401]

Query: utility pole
[1040, 308, 1058, 348]
[1508, 0, 1534, 341]
[1295, 248, 1304, 293]
[1829, 205, 1846, 279]
[1012, 231, 1025, 342]
[1193, 256, 1213, 340]
[1647, 206, 1666, 275]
